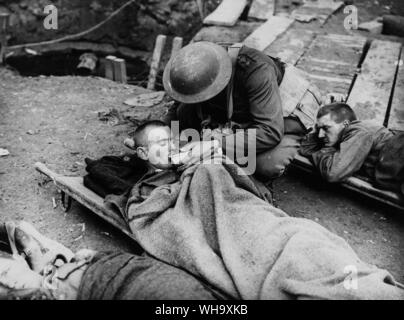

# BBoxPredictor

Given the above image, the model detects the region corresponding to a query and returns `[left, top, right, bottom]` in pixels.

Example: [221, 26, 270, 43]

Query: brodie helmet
[163, 41, 232, 104]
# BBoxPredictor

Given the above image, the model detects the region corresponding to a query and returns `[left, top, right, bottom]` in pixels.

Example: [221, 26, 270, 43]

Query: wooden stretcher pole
[35, 162, 60, 181]
[34, 162, 139, 242]
[147, 34, 166, 90]
[35, 162, 72, 210]
[0, 13, 10, 65]
[292, 155, 404, 211]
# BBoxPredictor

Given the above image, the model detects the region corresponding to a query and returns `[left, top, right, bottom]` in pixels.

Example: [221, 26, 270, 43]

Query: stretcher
[292, 155, 404, 212]
[35, 155, 403, 244]
[34, 162, 137, 242]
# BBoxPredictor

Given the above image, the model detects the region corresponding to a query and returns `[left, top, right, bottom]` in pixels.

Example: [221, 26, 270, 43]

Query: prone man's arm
[299, 132, 322, 157]
[310, 128, 373, 183]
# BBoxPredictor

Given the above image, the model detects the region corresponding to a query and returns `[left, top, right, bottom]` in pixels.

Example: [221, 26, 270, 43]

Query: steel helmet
[163, 41, 232, 104]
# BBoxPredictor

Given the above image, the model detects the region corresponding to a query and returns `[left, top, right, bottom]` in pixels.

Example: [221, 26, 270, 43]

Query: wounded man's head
[315, 103, 357, 147]
[131, 120, 177, 170]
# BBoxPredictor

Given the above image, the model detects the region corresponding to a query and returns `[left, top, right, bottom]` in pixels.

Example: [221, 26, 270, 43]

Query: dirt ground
[0, 0, 403, 286]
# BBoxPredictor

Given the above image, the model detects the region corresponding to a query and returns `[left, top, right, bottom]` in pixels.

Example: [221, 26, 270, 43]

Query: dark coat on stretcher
[83, 155, 148, 198]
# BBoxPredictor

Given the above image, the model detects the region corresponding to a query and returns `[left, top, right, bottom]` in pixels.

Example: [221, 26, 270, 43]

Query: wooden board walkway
[192, 0, 404, 132]
[192, 21, 261, 43]
[203, 0, 248, 26]
[186, 0, 404, 211]
[243, 16, 294, 51]
[388, 49, 404, 131]
[264, 28, 315, 65]
[347, 40, 402, 126]
[248, 0, 274, 20]
[296, 34, 367, 96]
[291, 0, 343, 24]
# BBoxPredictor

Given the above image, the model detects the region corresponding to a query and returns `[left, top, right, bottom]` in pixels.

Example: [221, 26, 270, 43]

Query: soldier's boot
[0, 221, 74, 273]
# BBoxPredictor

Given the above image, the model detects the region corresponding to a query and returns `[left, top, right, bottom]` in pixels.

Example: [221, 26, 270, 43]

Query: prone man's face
[316, 114, 345, 147]
[140, 126, 177, 169]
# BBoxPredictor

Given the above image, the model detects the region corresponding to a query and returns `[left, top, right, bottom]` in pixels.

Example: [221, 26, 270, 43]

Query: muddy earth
[1, 0, 403, 285]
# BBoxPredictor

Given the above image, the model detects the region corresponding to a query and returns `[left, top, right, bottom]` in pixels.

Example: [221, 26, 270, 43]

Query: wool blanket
[125, 163, 404, 300]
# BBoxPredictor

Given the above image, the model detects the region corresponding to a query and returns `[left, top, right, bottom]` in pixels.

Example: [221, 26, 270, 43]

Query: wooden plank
[279, 64, 313, 119]
[34, 162, 137, 242]
[296, 34, 367, 96]
[291, 0, 343, 24]
[264, 28, 315, 65]
[0, 13, 10, 64]
[388, 49, 404, 131]
[147, 34, 166, 90]
[170, 36, 183, 59]
[112, 58, 127, 84]
[305, 74, 352, 95]
[192, 21, 261, 43]
[292, 155, 404, 211]
[243, 16, 294, 51]
[248, 0, 274, 20]
[203, 0, 248, 26]
[104, 55, 116, 80]
[347, 40, 402, 126]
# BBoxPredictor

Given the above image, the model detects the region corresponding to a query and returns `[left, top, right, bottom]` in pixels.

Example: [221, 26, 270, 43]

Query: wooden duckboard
[243, 16, 294, 51]
[388, 49, 404, 131]
[192, 21, 262, 44]
[203, 0, 248, 26]
[291, 0, 344, 24]
[34, 162, 137, 243]
[292, 155, 404, 211]
[264, 28, 315, 65]
[296, 33, 367, 96]
[347, 40, 402, 126]
[248, 0, 275, 20]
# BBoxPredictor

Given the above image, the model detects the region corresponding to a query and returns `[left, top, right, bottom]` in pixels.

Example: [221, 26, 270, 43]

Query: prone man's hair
[317, 103, 357, 123]
[131, 120, 167, 147]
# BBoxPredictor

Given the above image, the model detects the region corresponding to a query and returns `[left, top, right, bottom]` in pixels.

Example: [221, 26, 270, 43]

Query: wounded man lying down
[0, 221, 217, 300]
[300, 103, 404, 194]
[2, 121, 403, 300]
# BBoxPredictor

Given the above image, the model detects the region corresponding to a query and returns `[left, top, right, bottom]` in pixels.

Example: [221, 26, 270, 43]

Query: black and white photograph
[0, 0, 403, 305]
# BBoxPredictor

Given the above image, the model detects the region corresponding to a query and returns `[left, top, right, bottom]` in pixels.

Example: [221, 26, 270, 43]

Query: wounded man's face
[138, 126, 177, 170]
[316, 114, 345, 147]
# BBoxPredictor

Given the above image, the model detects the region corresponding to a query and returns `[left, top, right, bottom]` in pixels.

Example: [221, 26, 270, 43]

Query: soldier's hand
[177, 140, 221, 170]
[201, 128, 212, 141]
